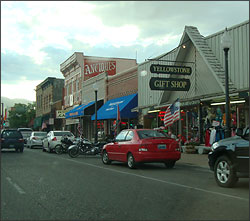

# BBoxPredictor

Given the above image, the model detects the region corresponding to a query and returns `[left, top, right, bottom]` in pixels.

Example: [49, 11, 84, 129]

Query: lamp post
[49, 102, 53, 131]
[221, 28, 232, 138]
[93, 82, 98, 143]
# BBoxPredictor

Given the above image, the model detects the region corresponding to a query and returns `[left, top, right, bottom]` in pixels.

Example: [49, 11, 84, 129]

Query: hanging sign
[150, 64, 192, 75]
[149, 77, 190, 91]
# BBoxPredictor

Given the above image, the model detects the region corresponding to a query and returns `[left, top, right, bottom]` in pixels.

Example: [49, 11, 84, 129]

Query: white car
[42, 131, 75, 153]
[27, 131, 47, 149]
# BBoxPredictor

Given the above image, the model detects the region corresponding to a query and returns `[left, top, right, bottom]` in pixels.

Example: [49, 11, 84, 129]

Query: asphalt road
[1, 147, 249, 220]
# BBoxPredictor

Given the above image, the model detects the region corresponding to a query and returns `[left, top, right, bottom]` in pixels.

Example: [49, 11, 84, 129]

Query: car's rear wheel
[127, 153, 136, 169]
[102, 151, 111, 165]
[164, 160, 176, 168]
[214, 155, 238, 188]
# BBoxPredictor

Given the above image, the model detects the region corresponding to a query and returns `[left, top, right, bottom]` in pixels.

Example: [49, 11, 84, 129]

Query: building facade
[137, 20, 249, 143]
[34, 77, 64, 131]
[61, 52, 137, 137]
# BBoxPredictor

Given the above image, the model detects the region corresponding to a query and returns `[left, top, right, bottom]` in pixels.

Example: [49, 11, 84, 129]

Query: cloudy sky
[1, 1, 249, 101]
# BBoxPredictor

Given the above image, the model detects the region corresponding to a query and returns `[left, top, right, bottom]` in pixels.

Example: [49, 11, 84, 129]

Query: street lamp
[221, 27, 232, 138]
[49, 101, 54, 131]
[93, 82, 98, 143]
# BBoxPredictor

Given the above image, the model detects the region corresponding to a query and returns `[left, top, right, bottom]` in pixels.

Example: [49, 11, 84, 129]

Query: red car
[102, 129, 181, 169]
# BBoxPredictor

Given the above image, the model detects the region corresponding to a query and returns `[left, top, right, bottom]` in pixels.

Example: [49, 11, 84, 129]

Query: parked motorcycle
[55, 135, 75, 154]
[68, 137, 104, 158]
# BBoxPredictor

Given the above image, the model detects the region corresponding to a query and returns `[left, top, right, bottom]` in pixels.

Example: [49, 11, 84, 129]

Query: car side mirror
[236, 128, 243, 137]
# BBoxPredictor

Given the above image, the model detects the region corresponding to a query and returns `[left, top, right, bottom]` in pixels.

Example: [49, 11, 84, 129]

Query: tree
[8, 103, 36, 128]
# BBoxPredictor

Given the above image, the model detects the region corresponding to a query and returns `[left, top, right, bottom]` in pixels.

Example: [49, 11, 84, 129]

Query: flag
[4, 108, 7, 121]
[77, 122, 83, 137]
[164, 99, 180, 127]
[42, 122, 47, 130]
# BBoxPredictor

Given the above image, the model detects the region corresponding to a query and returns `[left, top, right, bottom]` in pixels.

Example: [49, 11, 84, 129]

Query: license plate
[158, 144, 166, 149]
[9, 145, 14, 148]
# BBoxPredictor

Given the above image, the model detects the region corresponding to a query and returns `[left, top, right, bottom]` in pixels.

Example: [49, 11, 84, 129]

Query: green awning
[34, 116, 43, 128]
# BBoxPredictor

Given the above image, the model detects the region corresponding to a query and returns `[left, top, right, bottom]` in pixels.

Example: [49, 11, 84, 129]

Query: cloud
[92, 1, 249, 39]
[1, 48, 68, 83]
[1, 80, 41, 101]
[1, 1, 249, 101]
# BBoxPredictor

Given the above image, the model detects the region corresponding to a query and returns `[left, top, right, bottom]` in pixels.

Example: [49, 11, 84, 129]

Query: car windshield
[34, 132, 47, 137]
[54, 132, 73, 137]
[2, 131, 22, 138]
[137, 130, 167, 139]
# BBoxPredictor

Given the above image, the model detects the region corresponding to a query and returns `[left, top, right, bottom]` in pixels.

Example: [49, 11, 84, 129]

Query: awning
[34, 116, 42, 128]
[65, 100, 104, 119]
[91, 93, 138, 120]
[65, 104, 86, 119]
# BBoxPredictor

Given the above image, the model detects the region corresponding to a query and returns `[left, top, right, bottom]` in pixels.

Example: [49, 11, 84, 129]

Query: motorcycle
[68, 137, 104, 158]
[55, 135, 75, 154]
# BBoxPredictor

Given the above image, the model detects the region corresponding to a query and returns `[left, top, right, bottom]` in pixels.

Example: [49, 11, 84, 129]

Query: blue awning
[65, 104, 87, 119]
[65, 102, 94, 119]
[91, 93, 138, 120]
[65, 100, 104, 119]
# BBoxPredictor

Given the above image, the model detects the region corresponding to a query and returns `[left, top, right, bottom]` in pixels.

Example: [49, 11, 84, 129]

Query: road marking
[66, 158, 249, 202]
[6, 177, 26, 194]
[30, 150, 248, 202]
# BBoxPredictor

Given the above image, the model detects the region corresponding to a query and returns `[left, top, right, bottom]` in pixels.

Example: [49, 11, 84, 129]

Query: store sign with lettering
[84, 59, 116, 80]
[150, 64, 192, 75]
[149, 77, 190, 91]
[56, 110, 66, 118]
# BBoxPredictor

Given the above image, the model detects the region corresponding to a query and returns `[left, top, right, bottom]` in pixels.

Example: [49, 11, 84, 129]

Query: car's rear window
[18, 128, 33, 132]
[2, 130, 22, 138]
[137, 130, 167, 139]
[54, 132, 73, 137]
[34, 132, 47, 136]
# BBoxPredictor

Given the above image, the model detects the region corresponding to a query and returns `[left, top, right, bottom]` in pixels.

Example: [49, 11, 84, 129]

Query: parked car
[42, 131, 75, 153]
[208, 126, 249, 188]
[101, 129, 181, 169]
[17, 128, 33, 146]
[27, 131, 47, 149]
[1, 129, 25, 152]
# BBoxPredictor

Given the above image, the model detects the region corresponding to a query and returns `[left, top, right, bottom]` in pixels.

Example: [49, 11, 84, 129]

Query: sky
[1, 1, 249, 101]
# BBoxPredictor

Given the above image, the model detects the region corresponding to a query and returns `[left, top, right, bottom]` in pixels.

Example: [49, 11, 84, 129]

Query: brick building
[34, 77, 64, 131]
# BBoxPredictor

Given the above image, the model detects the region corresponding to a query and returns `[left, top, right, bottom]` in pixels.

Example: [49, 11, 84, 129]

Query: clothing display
[205, 129, 211, 147]
[209, 128, 216, 145]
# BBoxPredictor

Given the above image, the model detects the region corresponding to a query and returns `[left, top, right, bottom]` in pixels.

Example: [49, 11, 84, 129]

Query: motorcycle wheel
[68, 146, 80, 158]
[55, 144, 63, 155]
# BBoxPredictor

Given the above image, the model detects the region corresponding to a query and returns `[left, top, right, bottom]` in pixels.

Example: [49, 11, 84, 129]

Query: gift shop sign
[150, 64, 192, 75]
[84, 59, 116, 80]
[149, 77, 190, 91]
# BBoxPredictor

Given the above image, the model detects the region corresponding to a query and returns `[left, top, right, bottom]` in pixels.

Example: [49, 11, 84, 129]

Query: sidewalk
[179, 152, 210, 168]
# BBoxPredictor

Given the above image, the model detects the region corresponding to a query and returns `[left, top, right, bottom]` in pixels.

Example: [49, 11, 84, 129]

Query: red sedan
[102, 129, 181, 169]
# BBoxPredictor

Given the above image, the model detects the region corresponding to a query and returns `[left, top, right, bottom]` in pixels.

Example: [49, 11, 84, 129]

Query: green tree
[9, 103, 36, 128]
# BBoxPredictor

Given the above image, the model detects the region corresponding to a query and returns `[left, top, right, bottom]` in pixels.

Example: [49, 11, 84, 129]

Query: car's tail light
[1, 138, 5, 142]
[139, 144, 148, 152]
[175, 144, 181, 152]
[18, 138, 24, 143]
[52, 137, 57, 141]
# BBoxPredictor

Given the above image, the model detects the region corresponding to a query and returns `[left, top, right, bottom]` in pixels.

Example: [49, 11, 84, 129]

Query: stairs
[185, 26, 237, 93]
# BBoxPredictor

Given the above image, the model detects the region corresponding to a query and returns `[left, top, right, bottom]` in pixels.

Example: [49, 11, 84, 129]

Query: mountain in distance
[1, 97, 34, 109]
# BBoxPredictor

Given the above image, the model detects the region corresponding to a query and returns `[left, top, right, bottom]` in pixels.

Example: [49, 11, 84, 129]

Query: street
[1, 148, 249, 220]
